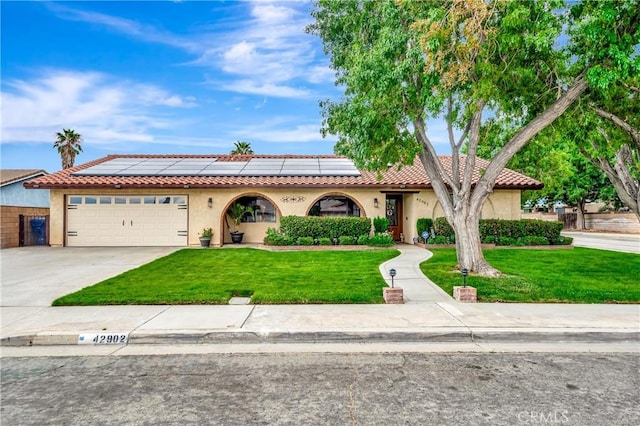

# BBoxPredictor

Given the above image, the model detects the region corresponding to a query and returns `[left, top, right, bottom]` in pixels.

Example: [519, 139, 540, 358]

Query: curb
[2, 329, 638, 347]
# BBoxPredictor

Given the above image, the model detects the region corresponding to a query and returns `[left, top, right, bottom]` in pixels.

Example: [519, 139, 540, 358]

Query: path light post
[389, 268, 396, 288]
[461, 268, 468, 287]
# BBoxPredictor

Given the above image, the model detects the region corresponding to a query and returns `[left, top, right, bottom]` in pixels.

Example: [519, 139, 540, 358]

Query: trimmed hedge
[373, 216, 389, 233]
[279, 216, 372, 240]
[416, 218, 433, 241]
[367, 232, 394, 247]
[264, 228, 294, 246]
[433, 217, 565, 245]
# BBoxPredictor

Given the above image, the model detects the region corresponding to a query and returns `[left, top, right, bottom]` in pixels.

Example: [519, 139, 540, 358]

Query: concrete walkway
[379, 245, 452, 303]
[1, 244, 638, 348]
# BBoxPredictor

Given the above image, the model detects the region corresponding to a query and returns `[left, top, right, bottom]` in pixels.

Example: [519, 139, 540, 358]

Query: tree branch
[592, 107, 640, 150]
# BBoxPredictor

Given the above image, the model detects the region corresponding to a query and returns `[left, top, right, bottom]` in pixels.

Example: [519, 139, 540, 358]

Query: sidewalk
[1, 245, 638, 347]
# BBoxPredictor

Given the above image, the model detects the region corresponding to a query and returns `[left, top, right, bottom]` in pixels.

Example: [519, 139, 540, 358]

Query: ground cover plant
[53, 248, 399, 306]
[420, 248, 640, 303]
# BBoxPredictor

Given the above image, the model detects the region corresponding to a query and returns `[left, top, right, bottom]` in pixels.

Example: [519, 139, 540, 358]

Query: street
[2, 352, 638, 425]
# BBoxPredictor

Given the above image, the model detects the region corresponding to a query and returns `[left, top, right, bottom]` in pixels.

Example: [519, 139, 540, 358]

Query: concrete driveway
[1, 246, 181, 307]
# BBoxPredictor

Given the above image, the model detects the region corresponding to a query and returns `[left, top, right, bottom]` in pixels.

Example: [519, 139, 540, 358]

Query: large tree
[53, 128, 83, 170]
[579, 78, 640, 221]
[309, 0, 638, 275]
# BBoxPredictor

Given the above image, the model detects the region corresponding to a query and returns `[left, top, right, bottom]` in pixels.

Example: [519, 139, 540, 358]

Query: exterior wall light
[389, 268, 397, 288]
[374, 198, 379, 208]
[208, 197, 213, 208]
[114, 184, 122, 189]
[461, 268, 468, 287]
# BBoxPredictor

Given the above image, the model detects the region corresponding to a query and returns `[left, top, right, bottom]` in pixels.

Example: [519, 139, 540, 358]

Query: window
[100, 197, 112, 204]
[309, 196, 361, 217]
[69, 196, 82, 204]
[85, 197, 97, 205]
[114, 197, 126, 204]
[173, 196, 186, 205]
[144, 196, 156, 204]
[159, 196, 171, 204]
[236, 196, 276, 223]
[129, 197, 141, 204]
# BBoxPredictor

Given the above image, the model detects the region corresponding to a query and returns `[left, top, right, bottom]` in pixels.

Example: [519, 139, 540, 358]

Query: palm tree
[230, 141, 253, 155]
[54, 129, 83, 169]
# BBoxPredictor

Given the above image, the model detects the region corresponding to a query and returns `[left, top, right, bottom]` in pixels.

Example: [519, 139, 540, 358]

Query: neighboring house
[24, 154, 542, 247]
[1, 169, 50, 248]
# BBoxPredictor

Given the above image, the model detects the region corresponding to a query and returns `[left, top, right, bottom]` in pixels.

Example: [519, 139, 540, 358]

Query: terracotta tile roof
[23, 154, 542, 190]
[1, 169, 47, 186]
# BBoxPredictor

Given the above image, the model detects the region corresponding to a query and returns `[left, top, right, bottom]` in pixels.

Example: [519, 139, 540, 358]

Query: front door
[385, 195, 403, 241]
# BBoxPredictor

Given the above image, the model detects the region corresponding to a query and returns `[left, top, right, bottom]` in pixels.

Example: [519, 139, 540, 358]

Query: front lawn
[53, 248, 399, 306]
[421, 248, 640, 303]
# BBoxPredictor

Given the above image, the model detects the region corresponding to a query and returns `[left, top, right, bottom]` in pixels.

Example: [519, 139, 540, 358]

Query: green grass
[421, 248, 640, 303]
[53, 248, 399, 306]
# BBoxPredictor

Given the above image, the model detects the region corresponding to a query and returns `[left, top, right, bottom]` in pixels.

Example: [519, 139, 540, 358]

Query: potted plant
[226, 203, 253, 243]
[199, 228, 213, 247]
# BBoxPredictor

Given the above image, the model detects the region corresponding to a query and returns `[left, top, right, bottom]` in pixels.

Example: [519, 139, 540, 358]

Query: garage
[66, 195, 188, 246]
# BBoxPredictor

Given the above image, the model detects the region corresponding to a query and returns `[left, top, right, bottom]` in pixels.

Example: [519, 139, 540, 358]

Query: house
[1, 169, 50, 248]
[23, 154, 542, 247]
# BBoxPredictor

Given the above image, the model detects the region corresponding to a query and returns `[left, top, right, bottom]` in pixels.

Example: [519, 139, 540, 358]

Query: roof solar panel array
[72, 157, 361, 177]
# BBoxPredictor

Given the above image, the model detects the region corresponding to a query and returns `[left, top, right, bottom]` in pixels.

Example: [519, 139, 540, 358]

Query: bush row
[264, 228, 394, 247]
[430, 217, 567, 245]
[279, 216, 372, 240]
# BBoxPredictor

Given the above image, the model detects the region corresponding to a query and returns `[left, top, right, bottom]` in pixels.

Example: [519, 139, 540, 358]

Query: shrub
[357, 234, 369, 245]
[497, 237, 516, 246]
[373, 216, 389, 233]
[263, 228, 293, 246]
[521, 236, 550, 246]
[416, 218, 434, 241]
[296, 237, 315, 246]
[433, 217, 455, 240]
[280, 216, 371, 240]
[436, 217, 563, 244]
[367, 232, 394, 247]
[339, 235, 354, 245]
[319, 237, 332, 246]
[428, 236, 450, 245]
[482, 235, 496, 244]
[552, 236, 573, 245]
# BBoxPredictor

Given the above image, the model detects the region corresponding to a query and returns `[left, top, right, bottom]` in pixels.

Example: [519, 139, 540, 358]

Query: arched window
[236, 196, 276, 223]
[308, 195, 361, 217]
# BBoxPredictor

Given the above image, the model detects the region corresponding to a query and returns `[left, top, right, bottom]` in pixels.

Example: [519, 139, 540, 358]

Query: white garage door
[67, 195, 188, 246]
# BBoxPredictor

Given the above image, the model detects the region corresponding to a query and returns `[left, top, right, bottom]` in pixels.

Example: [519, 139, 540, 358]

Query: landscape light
[389, 268, 397, 288]
[461, 268, 468, 287]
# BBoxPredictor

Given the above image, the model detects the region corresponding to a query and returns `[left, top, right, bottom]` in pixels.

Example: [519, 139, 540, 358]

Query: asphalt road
[562, 231, 640, 254]
[2, 352, 638, 425]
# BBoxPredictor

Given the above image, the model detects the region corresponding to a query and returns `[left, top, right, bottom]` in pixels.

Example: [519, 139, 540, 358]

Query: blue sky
[1, 0, 338, 172]
[1, 1, 450, 173]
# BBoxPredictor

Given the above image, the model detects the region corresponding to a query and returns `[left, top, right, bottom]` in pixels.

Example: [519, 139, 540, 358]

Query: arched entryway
[220, 194, 280, 244]
[306, 193, 365, 217]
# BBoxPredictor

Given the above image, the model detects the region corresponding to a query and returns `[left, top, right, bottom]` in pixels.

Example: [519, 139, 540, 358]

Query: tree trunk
[450, 203, 501, 277]
[576, 198, 586, 230]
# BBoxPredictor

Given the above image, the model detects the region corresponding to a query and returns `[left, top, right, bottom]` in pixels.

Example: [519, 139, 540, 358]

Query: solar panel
[72, 157, 360, 177]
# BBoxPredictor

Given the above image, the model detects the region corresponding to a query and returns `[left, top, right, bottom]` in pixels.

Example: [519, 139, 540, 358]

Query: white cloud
[223, 80, 310, 98]
[48, 2, 332, 98]
[1, 70, 197, 147]
[230, 119, 334, 144]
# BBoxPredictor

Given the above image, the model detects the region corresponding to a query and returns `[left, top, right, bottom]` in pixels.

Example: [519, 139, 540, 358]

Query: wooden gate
[558, 213, 577, 230]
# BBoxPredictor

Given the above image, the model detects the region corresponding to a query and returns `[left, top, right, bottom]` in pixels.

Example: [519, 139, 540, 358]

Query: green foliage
[339, 235, 354, 245]
[373, 216, 389, 233]
[319, 237, 332, 246]
[433, 218, 455, 240]
[264, 228, 294, 246]
[279, 216, 371, 240]
[420, 248, 640, 303]
[553, 236, 574, 246]
[230, 141, 253, 155]
[357, 234, 369, 245]
[296, 237, 315, 246]
[227, 203, 254, 232]
[520, 236, 550, 246]
[427, 236, 450, 245]
[53, 249, 400, 305]
[437, 217, 564, 244]
[199, 228, 213, 239]
[416, 218, 433, 242]
[367, 232, 394, 247]
[54, 128, 83, 169]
